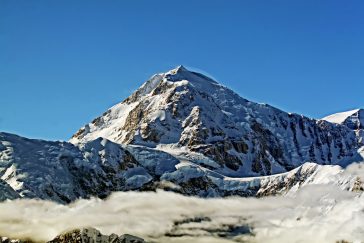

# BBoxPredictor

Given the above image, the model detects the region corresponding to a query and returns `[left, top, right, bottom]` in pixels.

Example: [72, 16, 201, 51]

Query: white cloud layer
[0, 164, 364, 243]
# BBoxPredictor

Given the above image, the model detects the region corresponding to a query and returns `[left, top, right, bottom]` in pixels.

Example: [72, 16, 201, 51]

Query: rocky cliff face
[71, 66, 361, 176]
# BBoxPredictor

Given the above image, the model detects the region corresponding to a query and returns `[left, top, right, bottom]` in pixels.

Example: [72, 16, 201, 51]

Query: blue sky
[1, 0, 363, 140]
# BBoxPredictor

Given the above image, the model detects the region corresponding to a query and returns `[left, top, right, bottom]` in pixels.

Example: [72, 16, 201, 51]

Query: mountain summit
[70, 66, 360, 176]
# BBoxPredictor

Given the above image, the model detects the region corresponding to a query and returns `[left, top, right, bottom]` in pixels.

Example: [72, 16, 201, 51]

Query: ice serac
[70, 66, 360, 176]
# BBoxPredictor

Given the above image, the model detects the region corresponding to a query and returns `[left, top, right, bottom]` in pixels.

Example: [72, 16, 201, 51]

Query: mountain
[71, 66, 361, 176]
[1, 66, 363, 203]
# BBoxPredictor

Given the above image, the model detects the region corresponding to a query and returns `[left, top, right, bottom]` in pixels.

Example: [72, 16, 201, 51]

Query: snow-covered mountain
[71, 66, 361, 176]
[0, 66, 363, 203]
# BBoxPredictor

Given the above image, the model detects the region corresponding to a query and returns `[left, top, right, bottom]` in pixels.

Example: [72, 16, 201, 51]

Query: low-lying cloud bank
[1, 164, 364, 243]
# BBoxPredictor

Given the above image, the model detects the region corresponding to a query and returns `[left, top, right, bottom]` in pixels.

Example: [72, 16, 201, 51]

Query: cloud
[0, 166, 364, 243]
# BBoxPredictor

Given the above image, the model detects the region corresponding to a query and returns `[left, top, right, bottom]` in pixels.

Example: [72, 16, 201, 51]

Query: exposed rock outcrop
[0, 228, 144, 243]
[49, 228, 144, 243]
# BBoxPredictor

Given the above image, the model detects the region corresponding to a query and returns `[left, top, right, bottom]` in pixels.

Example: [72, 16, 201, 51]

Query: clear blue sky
[1, 0, 363, 141]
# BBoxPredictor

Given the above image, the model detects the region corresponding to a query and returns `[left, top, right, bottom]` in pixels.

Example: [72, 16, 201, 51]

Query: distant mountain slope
[71, 66, 361, 176]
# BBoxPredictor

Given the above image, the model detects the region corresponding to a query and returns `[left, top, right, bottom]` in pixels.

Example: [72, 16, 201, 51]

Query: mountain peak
[163, 65, 193, 81]
[167, 65, 188, 74]
[162, 65, 219, 88]
[127, 66, 221, 102]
